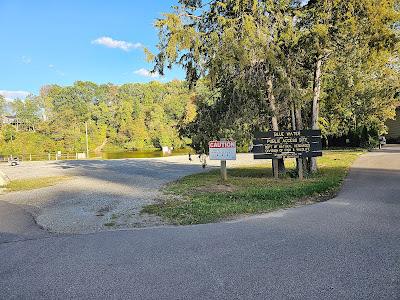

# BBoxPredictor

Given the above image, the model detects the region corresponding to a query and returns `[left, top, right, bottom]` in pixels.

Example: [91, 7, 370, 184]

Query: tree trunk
[310, 57, 322, 173]
[295, 105, 308, 173]
[290, 103, 296, 130]
[267, 77, 285, 176]
[295, 105, 303, 131]
[267, 77, 279, 131]
[292, 103, 306, 179]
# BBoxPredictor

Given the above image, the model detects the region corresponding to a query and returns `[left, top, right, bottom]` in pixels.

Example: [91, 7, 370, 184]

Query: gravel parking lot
[0, 154, 259, 233]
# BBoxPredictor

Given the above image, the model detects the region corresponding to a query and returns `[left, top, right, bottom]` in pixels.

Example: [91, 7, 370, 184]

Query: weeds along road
[0, 146, 399, 299]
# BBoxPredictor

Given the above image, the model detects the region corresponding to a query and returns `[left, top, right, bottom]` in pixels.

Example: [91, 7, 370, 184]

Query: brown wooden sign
[253, 130, 322, 159]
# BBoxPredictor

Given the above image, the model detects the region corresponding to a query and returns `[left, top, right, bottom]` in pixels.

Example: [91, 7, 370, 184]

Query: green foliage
[0, 81, 195, 155]
[12, 97, 41, 131]
[2, 125, 16, 143]
[304, 0, 400, 137]
[0, 131, 57, 155]
[151, 0, 400, 151]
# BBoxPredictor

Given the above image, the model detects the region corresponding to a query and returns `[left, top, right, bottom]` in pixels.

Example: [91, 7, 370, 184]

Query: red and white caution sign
[209, 140, 236, 160]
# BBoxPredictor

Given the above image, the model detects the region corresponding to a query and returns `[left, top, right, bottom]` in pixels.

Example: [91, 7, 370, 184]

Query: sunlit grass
[142, 151, 363, 225]
[5, 176, 71, 192]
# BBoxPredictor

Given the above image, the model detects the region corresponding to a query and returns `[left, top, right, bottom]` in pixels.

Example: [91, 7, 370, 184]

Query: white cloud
[92, 36, 142, 51]
[48, 64, 54, 68]
[0, 90, 31, 101]
[21, 56, 32, 64]
[133, 68, 160, 78]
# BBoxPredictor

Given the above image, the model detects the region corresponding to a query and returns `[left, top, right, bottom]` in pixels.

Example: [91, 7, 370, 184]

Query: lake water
[1, 149, 193, 161]
[100, 149, 192, 159]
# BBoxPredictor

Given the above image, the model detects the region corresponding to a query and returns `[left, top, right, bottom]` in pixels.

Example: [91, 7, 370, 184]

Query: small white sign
[209, 140, 236, 160]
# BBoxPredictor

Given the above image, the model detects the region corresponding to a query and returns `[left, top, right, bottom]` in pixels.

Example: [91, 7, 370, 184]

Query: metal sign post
[209, 140, 236, 181]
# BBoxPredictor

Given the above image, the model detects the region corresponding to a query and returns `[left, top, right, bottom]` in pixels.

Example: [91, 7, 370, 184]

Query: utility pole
[85, 121, 89, 159]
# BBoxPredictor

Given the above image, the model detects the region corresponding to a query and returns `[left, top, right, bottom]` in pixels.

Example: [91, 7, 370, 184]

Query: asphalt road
[0, 146, 399, 299]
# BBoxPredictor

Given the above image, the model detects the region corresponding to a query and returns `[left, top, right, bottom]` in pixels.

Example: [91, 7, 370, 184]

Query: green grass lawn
[142, 150, 363, 225]
[5, 176, 71, 192]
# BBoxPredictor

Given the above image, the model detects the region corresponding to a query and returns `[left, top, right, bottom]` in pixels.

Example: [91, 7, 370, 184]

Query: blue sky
[0, 0, 182, 98]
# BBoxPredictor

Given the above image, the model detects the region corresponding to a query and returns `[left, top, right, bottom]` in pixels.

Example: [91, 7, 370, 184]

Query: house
[2, 116, 19, 126]
[1, 116, 23, 130]
[386, 108, 400, 143]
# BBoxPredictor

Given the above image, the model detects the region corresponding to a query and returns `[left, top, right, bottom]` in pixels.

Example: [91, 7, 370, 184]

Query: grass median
[142, 150, 363, 225]
[5, 176, 71, 192]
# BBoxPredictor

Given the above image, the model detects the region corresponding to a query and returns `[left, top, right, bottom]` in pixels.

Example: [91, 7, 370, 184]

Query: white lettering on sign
[209, 140, 236, 160]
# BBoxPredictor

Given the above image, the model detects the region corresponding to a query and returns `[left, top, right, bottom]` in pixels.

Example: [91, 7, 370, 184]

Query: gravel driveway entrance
[0, 154, 257, 233]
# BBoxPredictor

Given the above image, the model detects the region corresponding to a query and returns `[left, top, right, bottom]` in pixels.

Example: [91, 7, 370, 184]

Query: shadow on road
[0, 201, 50, 244]
[52, 158, 213, 187]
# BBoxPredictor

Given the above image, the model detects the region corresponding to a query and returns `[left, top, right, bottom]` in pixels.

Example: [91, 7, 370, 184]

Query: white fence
[0, 152, 93, 162]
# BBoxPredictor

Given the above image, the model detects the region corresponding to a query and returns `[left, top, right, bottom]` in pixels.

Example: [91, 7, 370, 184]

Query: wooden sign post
[253, 130, 322, 180]
[298, 158, 304, 180]
[272, 159, 279, 179]
[209, 140, 236, 181]
[221, 160, 227, 181]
